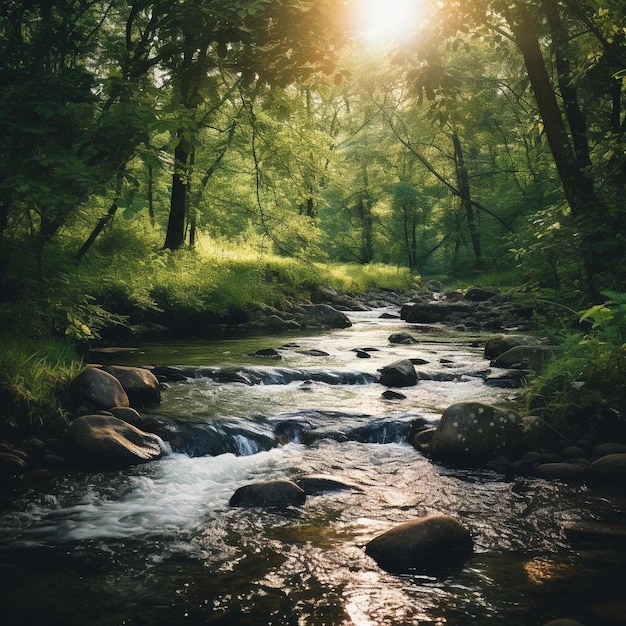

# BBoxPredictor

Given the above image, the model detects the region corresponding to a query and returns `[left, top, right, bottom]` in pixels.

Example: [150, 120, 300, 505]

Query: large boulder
[67, 414, 165, 469]
[388, 332, 418, 345]
[405, 301, 475, 324]
[484, 334, 542, 360]
[301, 304, 352, 329]
[103, 365, 161, 407]
[463, 286, 500, 302]
[490, 345, 553, 369]
[229, 479, 306, 508]
[68, 367, 130, 412]
[587, 453, 626, 486]
[429, 402, 526, 467]
[365, 514, 473, 573]
[378, 359, 418, 388]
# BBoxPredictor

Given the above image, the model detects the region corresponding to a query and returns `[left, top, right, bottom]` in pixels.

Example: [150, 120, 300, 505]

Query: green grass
[0, 336, 84, 438]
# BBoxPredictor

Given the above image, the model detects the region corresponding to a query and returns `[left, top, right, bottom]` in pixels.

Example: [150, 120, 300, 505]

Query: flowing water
[1, 311, 625, 625]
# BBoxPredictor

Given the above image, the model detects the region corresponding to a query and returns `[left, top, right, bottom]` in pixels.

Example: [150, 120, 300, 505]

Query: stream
[1, 310, 625, 625]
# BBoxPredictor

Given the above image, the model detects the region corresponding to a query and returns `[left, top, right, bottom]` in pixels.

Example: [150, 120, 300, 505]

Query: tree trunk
[451, 131, 482, 269]
[164, 133, 189, 250]
[506, 5, 599, 300]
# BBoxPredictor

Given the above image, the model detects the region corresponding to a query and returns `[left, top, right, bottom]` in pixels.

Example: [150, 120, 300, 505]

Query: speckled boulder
[365, 514, 473, 573]
[229, 480, 306, 508]
[430, 402, 525, 467]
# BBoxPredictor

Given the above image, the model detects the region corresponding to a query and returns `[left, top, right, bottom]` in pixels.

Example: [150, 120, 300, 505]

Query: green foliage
[525, 335, 626, 440]
[579, 291, 626, 346]
[0, 336, 83, 438]
[526, 292, 626, 440]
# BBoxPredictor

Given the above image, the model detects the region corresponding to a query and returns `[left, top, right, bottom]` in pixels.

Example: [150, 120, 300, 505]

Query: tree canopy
[1, 0, 625, 307]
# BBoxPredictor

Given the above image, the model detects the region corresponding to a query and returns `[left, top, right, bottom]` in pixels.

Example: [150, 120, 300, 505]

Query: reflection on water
[1, 311, 625, 625]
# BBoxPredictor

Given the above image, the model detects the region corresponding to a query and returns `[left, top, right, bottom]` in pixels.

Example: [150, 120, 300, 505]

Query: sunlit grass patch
[0, 336, 83, 437]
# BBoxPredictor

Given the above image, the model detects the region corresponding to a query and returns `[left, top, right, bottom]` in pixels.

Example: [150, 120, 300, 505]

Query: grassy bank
[0, 228, 418, 439]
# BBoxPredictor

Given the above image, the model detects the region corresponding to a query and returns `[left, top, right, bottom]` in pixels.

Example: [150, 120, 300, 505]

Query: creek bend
[1, 310, 625, 625]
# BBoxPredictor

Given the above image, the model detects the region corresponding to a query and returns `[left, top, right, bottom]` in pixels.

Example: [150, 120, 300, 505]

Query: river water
[1, 310, 625, 625]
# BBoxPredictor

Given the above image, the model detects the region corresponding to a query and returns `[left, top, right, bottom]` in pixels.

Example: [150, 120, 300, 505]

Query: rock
[484, 370, 527, 388]
[484, 334, 542, 360]
[592, 442, 626, 457]
[67, 414, 165, 469]
[425, 279, 443, 292]
[463, 286, 500, 301]
[355, 350, 371, 358]
[587, 453, 626, 485]
[490, 345, 553, 369]
[251, 347, 282, 359]
[405, 301, 475, 324]
[69, 367, 130, 412]
[103, 365, 161, 407]
[382, 390, 407, 400]
[388, 332, 418, 345]
[229, 479, 306, 508]
[565, 521, 626, 548]
[534, 463, 586, 482]
[295, 475, 360, 495]
[0, 452, 27, 477]
[259, 315, 300, 331]
[429, 402, 525, 467]
[301, 304, 352, 329]
[365, 514, 473, 573]
[542, 620, 585, 626]
[109, 406, 144, 428]
[378, 359, 418, 388]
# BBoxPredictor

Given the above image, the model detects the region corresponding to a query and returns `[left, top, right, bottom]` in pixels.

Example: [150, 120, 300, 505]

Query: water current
[1, 310, 625, 625]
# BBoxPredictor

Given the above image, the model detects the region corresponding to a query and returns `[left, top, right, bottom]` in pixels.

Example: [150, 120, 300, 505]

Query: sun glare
[355, 0, 420, 44]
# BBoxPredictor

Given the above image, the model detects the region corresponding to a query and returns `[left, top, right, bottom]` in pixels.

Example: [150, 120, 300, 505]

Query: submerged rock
[229, 479, 306, 508]
[295, 474, 361, 495]
[67, 414, 165, 469]
[365, 514, 473, 573]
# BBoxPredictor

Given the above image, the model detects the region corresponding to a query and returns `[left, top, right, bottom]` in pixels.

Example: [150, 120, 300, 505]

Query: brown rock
[365, 514, 473, 573]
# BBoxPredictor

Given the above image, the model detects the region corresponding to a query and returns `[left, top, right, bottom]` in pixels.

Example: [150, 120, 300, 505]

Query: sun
[354, 0, 421, 44]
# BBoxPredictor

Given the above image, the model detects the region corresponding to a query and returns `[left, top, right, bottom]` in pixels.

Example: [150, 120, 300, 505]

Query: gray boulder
[534, 463, 586, 482]
[365, 514, 473, 573]
[379, 359, 418, 388]
[490, 345, 553, 369]
[430, 402, 525, 467]
[405, 301, 475, 324]
[301, 304, 352, 329]
[388, 332, 418, 345]
[484, 334, 542, 360]
[463, 286, 500, 301]
[229, 479, 306, 507]
[69, 367, 130, 412]
[67, 414, 165, 469]
[103, 365, 161, 407]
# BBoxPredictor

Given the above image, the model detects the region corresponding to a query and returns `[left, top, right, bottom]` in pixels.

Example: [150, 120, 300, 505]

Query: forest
[1, 0, 626, 439]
